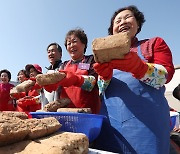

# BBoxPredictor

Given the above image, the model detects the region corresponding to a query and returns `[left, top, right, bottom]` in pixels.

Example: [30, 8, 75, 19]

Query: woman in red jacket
[93, 5, 175, 154]
[0, 69, 15, 111]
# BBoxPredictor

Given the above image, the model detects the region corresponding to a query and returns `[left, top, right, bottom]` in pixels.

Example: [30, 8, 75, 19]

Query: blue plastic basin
[30, 112, 106, 143]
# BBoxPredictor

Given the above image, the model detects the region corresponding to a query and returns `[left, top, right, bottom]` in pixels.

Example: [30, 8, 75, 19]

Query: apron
[94, 43, 170, 154]
[60, 59, 100, 114]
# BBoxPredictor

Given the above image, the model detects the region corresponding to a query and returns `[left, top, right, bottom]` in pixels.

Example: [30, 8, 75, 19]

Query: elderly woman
[44, 28, 100, 114]
[93, 5, 175, 154]
[0, 69, 15, 111]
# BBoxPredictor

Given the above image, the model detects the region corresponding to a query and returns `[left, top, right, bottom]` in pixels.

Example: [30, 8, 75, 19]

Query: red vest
[60, 59, 101, 114]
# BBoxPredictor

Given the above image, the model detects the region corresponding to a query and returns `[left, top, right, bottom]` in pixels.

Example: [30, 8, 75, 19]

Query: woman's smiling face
[66, 34, 85, 61]
[0, 72, 9, 83]
[113, 9, 138, 38]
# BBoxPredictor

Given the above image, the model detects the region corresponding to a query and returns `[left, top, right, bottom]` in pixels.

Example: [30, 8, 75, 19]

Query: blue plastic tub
[30, 112, 106, 142]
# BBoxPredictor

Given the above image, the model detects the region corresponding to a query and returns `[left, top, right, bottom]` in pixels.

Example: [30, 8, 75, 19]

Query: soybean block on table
[0, 115, 61, 147]
[0, 132, 89, 154]
[42, 98, 71, 112]
[57, 108, 92, 113]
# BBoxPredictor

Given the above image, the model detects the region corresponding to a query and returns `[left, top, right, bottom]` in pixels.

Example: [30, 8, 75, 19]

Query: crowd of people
[0, 5, 179, 154]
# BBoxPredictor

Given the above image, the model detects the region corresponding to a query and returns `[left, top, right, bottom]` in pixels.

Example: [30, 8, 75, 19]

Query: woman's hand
[110, 52, 148, 79]
[93, 63, 113, 80]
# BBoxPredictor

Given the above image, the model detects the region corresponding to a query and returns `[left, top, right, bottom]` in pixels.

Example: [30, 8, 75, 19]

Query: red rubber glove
[111, 52, 148, 79]
[58, 70, 84, 87]
[93, 63, 113, 80]
[17, 96, 40, 106]
[10, 92, 26, 99]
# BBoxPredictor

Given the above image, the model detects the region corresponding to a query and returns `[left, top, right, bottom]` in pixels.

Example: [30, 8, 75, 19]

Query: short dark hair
[64, 28, 88, 53]
[47, 42, 62, 53]
[0, 69, 11, 81]
[108, 5, 145, 35]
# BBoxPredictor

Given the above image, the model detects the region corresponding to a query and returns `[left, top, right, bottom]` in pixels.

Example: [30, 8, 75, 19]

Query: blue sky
[0, 0, 179, 81]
